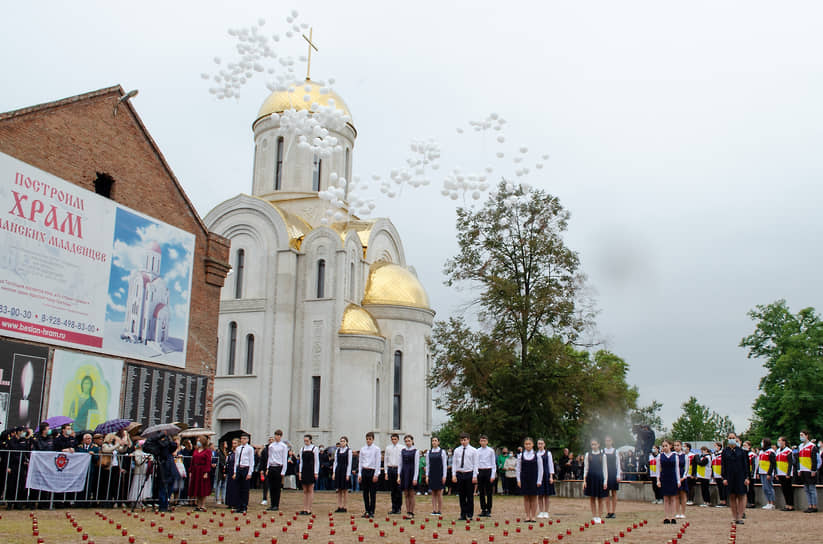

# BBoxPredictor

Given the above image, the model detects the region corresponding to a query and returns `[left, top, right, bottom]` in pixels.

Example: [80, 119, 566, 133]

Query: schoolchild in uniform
[684, 443, 697, 505]
[357, 432, 381, 518]
[425, 437, 447, 515]
[298, 434, 320, 515]
[755, 437, 776, 510]
[797, 430, 819, 513]
[232, 433, 255, 514]
[775, 436, 795, 511]
[721, 432, 750, 524]
[694, 446, 713, 506]
[516, 437, 543, 523]
[451, 433, 478, 521]
[656, 439, 681, 524]
[648, 445, 662, 504]
[673, 440, 688, 519]
[582, 438, 609, 524]
[397, 434, 420, 517]
[743, 440, 757, 508]
[536, 438, 555, 519]
[711, 441, 727, 507]
[333, 436, 353, 512]
[603, 436, 621, 519]
[476, 435, 497, 517]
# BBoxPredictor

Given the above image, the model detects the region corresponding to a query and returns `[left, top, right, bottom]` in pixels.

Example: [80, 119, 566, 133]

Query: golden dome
[256, 79, 353, 124]
[339, 304, 381, 336]
[362, 262, 430, 310]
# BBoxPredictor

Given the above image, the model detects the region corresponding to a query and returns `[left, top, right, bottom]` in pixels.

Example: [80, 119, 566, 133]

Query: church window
[311, 376, 321, 428]
[348, 262, 355, 299]
[316, 259, 326, 298]
[227, 322, 237, 375]
[235, 249, 245, 299]
[312, 155, 322, 191]
[275, 137, 284, 190]
[245, 334, 254, 374]
[93, 172, 115, 199]
[393, 350, 402, 430]
[375, 378, 380, 426]
[344, 148, 351, 198]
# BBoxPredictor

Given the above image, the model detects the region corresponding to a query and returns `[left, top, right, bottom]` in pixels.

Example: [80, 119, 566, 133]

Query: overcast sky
[3, 1, 822, 434]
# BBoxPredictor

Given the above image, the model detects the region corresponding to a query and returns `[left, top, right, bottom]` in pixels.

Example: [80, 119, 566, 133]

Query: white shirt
[398, 446, 420, 483]
[298, 445, 319, 476]
[425, 448, 447, 479]
[384, 442, 402, 468]
[267, 440, 289, 475]
[234, 443, 255, 471]
[454, 444, 479, 477]
[476, 446, 497, 479]
[515, 450, 544, 485]
[538, 449, 555, 477]
[358, 443, 381, 476]
[332, 446, 353, 477]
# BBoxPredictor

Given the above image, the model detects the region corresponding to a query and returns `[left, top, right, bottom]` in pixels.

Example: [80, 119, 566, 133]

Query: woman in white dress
[128, 440, 153, 505]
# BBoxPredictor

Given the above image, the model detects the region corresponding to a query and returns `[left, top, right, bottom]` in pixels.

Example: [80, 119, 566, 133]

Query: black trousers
[778, 475, 794, 507]
[651, 477, 661, 500]
[714, 478, 726, 502]
[477, 469, 493, 513]
[235, 467, 250, 511]
[456, 471, 475, 519]
[687, 477, 696, 502]
[747, 477, 756, 505]
[697, 479, 711, 504]
[386, 467, 401, 512]
[361, 469, 377, 514]
[267, 467, 283, 508]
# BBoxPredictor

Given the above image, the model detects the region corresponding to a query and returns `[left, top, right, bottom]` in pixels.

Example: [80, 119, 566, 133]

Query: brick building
[0, 85, 230, 430]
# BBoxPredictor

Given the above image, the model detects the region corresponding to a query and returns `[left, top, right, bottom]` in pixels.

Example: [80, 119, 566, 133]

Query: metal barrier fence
[0, 450, 196, 508]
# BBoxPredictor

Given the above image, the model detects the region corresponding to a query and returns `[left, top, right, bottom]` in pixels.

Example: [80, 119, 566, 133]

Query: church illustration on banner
[121, 241, 171, 346]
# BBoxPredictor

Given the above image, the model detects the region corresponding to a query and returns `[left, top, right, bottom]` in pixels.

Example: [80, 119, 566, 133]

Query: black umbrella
[218, 429, 248, 445]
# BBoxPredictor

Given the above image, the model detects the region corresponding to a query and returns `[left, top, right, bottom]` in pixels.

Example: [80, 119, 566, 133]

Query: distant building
[123, 241, 171, 345]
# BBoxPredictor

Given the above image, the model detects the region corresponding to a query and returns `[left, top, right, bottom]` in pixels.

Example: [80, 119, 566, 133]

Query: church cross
[302, 27, 318, 80]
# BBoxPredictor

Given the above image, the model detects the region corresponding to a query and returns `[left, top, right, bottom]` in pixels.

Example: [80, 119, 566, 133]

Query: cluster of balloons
[204, 13, 550, 217]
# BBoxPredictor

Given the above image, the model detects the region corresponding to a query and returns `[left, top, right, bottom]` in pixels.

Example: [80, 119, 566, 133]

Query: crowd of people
[0, 422, 216, 512]
[2, 422, 820, 525]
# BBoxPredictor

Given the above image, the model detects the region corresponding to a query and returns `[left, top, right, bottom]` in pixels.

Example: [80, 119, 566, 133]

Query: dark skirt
[225, 476, 239, 506]
[584, 472, 608, 498]
[659, 454, 680, 497]
[606, 471, 620, 491]
[334, 466, 349, 489]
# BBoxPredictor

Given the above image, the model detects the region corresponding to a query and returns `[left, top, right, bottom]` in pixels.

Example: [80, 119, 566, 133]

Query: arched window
[274, 137, 284, 190]
[393, 350, 402, 429]
[312, 155, 322, 191]
[316, 259, 326, 298]
[344, 148, 351, 198]
[349, 262, 355, 299]
[227, 322, 237, 375]
[245, 334, 255, 374]
[234, 249, 245, 299]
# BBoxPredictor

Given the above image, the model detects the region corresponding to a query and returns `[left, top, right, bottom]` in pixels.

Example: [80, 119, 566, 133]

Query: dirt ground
[1, 489, 817, 543]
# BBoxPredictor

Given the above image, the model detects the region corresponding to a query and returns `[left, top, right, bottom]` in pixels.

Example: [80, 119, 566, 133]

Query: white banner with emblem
[25, 451, 91, 492]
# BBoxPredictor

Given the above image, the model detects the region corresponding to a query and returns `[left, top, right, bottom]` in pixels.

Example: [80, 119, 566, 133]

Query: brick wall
[0, 85, 230, 424]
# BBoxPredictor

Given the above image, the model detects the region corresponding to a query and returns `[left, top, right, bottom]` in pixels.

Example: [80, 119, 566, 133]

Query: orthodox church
[205, 79, 435, 446]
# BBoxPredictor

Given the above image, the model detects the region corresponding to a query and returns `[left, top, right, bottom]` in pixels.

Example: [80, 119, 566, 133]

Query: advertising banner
[0, 151, 194, 367]
[47, 349, 123, 432]
[0, 338, 48, 432]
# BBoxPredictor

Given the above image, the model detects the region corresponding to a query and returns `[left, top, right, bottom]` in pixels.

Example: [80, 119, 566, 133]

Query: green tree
[740, 300, 823, 439]
[429, 184, 638, 450]
[444, 183, 586, 366]
[670, 396, 735, 441]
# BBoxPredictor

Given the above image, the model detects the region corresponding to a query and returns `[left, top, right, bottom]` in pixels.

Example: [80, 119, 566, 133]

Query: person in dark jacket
[721, 432, 750, 525]
[32, 423, 55, 506]
[143, 434, 177, 512]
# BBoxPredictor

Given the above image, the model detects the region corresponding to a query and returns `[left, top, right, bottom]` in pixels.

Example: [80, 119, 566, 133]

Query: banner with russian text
[26, 451, 92, 492]
[0, 151, 194, 367]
